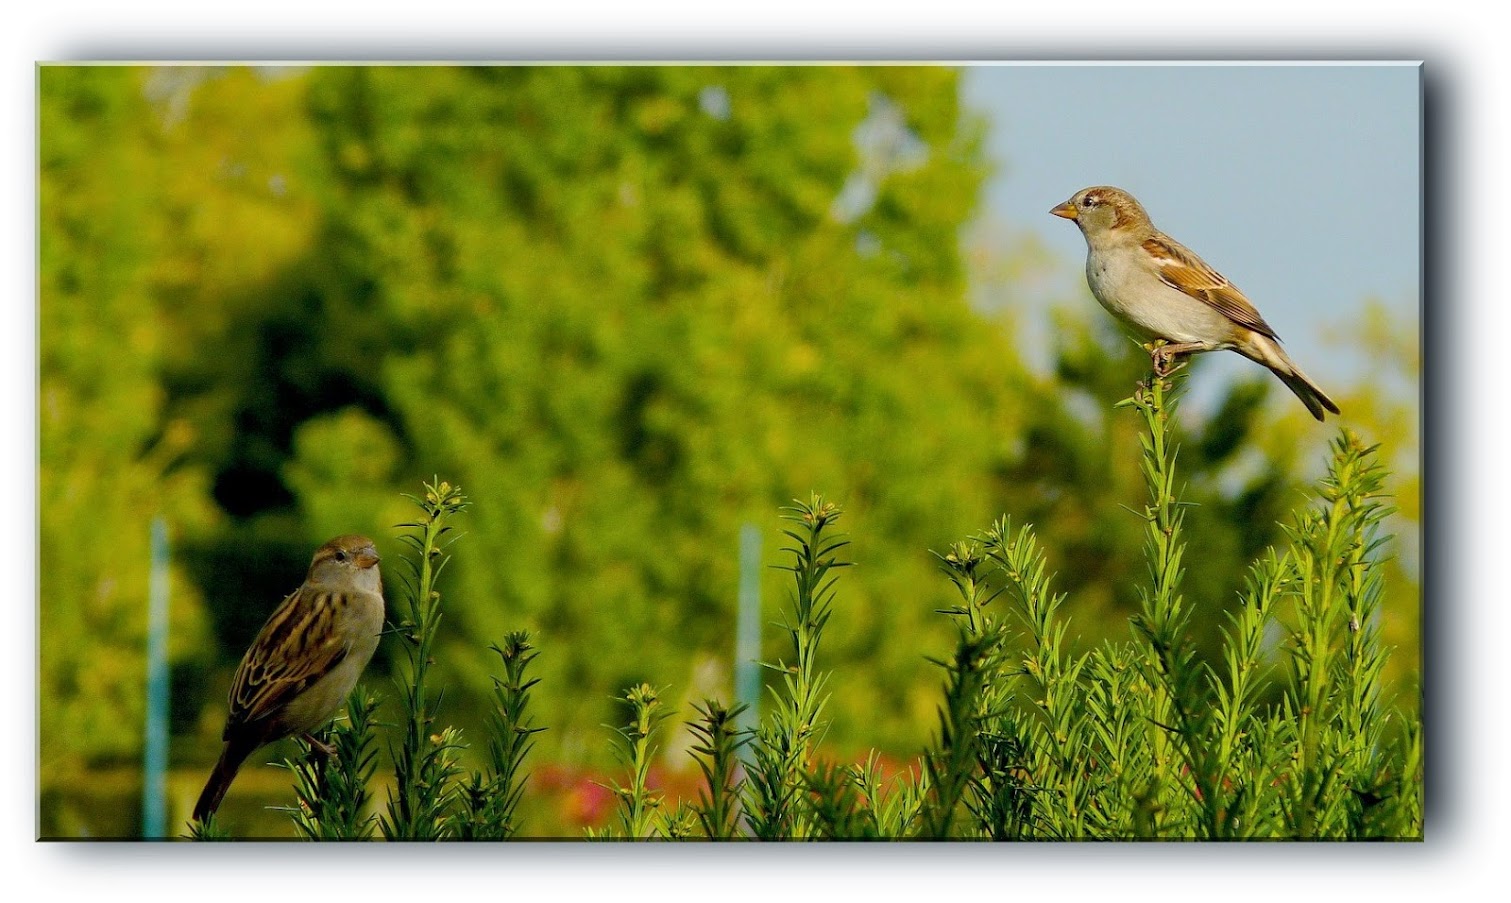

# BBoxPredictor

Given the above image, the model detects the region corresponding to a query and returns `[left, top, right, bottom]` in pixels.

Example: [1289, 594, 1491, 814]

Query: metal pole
[142, 517, 170, 838]
[735, 523, 761, 734]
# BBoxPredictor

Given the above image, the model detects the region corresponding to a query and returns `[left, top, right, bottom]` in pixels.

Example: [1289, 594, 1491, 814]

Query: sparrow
[1050, 186, 1339, 421]
[193, 535, 385, 823]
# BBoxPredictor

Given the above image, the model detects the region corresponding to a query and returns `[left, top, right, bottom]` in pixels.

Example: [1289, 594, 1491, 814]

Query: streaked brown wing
[1143, 235, 1279, 339]
[225, 586, 350, 734]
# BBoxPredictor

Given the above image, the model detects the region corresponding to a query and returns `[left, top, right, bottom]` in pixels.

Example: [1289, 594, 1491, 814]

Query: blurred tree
[270, 65, 1026, 759]
[38, 67, 218, 782]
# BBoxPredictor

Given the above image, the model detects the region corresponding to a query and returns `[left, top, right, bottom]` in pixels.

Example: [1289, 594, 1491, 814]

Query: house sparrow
[1051, 186, 1339, 421]
[193, 535, 385, 823]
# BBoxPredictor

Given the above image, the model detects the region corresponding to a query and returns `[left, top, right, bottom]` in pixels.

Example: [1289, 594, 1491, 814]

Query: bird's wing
[225, 586, 352, 734]
[1142, 234, 1279, 340]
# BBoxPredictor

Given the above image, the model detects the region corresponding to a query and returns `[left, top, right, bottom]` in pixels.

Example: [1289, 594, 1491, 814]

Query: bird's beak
[1050, 200, 1078, 221]
[355, 548, 381, 569]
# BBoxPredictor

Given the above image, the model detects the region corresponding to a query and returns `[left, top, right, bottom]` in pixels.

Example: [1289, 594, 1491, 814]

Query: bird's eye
[334, 550, 348, 562]
[1081, 195, 1096, 208]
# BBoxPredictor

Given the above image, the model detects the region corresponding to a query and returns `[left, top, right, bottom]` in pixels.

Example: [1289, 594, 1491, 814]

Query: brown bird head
[307, 534, 382, 585]
[1050, 185, 1154, 239]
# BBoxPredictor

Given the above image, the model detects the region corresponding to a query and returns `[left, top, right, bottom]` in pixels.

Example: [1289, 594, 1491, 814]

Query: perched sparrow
[1051, 186, 1339, 421]
[193, 535, 385, 823]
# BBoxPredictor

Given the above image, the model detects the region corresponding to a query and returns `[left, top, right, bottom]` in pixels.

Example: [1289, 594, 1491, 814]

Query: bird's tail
[193, 738, 255, 824]
[1241, 334, 1341, 422]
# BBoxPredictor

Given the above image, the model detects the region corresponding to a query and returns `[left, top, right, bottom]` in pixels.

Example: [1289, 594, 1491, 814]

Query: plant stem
[1120, 368, 1219, 837]
[744, 493, 849, 839]
[381, 478, 469, 840]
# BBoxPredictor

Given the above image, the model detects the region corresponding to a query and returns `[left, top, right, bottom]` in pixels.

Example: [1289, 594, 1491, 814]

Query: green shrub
[194, 368, 1420, 841]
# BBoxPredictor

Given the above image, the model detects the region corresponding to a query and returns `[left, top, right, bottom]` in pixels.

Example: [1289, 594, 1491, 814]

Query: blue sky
[959, 63, 1421, 411]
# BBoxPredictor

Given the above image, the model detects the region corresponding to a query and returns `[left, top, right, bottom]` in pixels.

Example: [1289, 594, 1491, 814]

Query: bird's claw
[1150, 346, 1185, 378]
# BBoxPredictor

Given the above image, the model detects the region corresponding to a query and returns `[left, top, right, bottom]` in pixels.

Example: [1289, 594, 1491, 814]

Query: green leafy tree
[259, 65, 1026, 762]
[38, 67, 218, 786]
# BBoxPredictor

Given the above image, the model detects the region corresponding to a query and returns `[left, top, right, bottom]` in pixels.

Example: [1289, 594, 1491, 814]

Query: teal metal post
[143, 518, 170, 837]
[735, 523, 762, 733]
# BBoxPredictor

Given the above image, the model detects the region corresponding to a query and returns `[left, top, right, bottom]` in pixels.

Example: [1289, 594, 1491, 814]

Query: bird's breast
[1085, 253, 1154, 334]
[1085, 250, 1235, 345]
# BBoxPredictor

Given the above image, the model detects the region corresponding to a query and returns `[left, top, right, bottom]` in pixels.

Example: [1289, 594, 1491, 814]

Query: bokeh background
[37, 63, 1420, 838]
